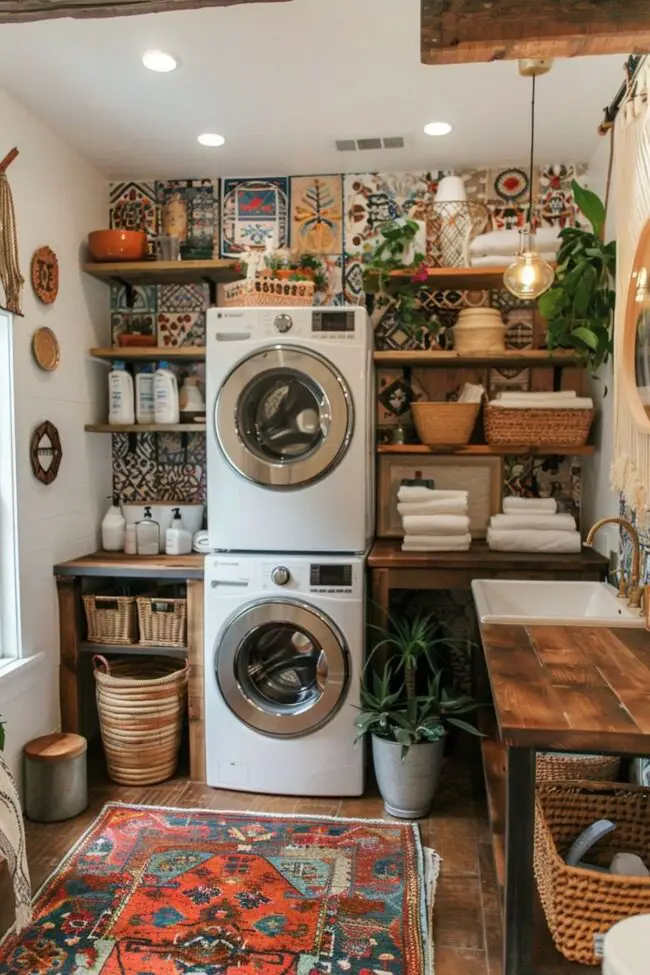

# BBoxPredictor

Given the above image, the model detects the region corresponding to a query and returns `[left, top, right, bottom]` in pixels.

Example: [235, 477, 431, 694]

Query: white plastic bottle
[154, 361, 180, 424]
[108, 361, 135, 425]
[101, 495, 125, 551]
[136, 506, 160, 556]
[165, 508, 192, 555]
[124, 523, 137, 555]
[136, 365, 155, 424]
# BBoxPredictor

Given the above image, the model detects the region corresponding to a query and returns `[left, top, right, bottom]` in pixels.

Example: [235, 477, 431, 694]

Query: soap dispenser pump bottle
[165, 507, 192, 555]
[101, 495, 125, 552]
[136, 505, 160, 556]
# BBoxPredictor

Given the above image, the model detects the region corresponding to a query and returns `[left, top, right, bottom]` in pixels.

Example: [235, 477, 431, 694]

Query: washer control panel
[271, 565, 291, 586]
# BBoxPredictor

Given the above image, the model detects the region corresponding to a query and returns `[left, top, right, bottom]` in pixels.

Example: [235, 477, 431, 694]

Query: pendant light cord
[528, 73, 536, 234]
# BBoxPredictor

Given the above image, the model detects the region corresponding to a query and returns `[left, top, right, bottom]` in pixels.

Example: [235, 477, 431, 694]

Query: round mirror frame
[623, 219, 650, 434]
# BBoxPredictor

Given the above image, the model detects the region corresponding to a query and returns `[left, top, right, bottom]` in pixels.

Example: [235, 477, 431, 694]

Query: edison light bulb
[503, 250, 555, 300]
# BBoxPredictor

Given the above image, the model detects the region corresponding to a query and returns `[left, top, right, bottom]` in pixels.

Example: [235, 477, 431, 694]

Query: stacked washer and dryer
[204, 306, 375, 796]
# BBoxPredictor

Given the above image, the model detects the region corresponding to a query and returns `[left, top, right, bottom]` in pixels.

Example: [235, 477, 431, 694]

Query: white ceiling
[0, 0, 625, 180]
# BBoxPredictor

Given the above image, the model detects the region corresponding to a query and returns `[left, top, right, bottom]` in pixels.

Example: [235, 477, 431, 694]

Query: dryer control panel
[209, 306, 364, 344]
[205, 556, 362, 598]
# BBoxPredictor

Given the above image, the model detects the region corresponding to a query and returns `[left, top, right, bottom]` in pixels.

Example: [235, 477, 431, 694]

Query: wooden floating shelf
[83, 258, 245, 288]
[90, 347, 206, 362]
[364, 265, 555, 292]
[81, 642, 187, 657]
[377, 444, 595, 456]
[85, 423, 206, 433]
[374, 349, 580, 368]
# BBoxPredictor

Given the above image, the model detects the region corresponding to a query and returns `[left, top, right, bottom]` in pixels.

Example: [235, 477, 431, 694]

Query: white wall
[582, 136, 620, 558]
[0, 87, 111, 778]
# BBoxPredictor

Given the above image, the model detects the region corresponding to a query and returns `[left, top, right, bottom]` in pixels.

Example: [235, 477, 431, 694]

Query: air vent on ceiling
[335, 139, 357, 152]
[357, 138, 383, 151]
[383, 136, 404, 149]
[336, 136, 405, 152]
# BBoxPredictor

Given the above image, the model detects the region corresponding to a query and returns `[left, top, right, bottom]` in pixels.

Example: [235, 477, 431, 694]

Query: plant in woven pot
[355, 614, 483, 819]
[539, 180, 616, 372]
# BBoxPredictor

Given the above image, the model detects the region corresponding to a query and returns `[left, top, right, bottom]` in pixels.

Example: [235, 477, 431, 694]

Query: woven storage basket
[537, 753, 621, 783]
[223, 277, 314, 307]
[137, 597, 187, 648]
[485, 405, 594, 447]
[412, 401, 480, 447]
[93, 655, 188, 785]
[534, 780, 650, 965]
[83, 594, 136, 645]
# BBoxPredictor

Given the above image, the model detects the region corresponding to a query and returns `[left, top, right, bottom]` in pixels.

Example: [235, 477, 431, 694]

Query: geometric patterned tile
[503, 454, 582, 522]
[157, 179, 218, 260]
[157, 311, 205, 348]
[159, 283, 209, 313]
[110, 284, 157, 344]
[377, 375, 413, 417]
[291, 175, 343, 255]
[112, 432, 205, 503]
[220, 177, 289, 256]
[109, 180, 158, 257]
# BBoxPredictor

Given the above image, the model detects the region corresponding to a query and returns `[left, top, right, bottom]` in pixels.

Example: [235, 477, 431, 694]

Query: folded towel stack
[397, 485, 471, 552]
[489, 390, 594, 410]
[469, 227, 560, 267]
[488, 496, 581, 553]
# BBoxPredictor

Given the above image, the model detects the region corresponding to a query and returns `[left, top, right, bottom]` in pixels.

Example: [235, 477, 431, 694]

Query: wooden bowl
[88, 230, 147, 262]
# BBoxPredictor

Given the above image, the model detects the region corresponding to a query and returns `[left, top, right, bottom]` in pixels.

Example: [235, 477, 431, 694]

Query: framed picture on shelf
[377, 454, 502, 538]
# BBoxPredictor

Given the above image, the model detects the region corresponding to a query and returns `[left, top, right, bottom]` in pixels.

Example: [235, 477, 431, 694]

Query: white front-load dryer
[204, 553, 365, 796]
[206, 305, 374, 553]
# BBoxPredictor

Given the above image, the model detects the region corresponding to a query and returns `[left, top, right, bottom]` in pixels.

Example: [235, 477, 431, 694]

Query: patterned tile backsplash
[108, 163, 585, 507]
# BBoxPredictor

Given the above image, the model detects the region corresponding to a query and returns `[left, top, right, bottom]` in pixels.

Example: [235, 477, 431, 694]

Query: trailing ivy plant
[539, 179, 616, 371]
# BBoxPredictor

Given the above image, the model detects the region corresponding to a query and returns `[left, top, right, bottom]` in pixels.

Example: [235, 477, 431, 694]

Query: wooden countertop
[54, 551, 204, 580]
[480, 622, 650, 754]
[368, 538, 609, 572]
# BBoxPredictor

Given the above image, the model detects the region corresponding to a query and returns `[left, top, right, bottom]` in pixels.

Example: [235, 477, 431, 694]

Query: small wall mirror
[623, 219, 650, 433]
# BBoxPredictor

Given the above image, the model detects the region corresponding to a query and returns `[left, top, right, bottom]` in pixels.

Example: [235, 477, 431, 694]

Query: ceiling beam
[0, 0, 289, 23]
[421, 0, 650, 65]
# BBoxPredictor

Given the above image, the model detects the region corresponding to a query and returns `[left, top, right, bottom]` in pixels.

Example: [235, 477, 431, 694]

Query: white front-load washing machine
[206, 305, 374, 553]
[204, 553, 365, 796]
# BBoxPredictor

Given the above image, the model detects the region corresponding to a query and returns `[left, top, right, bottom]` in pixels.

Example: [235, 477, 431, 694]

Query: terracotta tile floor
[2, 748, 589, 974]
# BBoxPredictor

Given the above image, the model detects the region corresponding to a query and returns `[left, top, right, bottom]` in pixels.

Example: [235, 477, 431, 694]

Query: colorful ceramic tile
[221, 178, 289, 256]
[157, 179, 218, 260]
[157, 311, 205, 347]
[378, 374, 413, 417]
[504, 307, 534, 350]
[343, 256, 365, 304]
[343, 172, 432, 260]
[110, 284, 157, 344]
[291, 175, 343, 254]
[112, 433, 206, 503]
[109, 181, 158, 256]
[159, 283, 209, 314]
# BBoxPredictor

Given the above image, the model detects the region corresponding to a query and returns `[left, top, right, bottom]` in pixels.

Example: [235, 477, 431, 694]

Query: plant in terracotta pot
[355, 614, 483, 819]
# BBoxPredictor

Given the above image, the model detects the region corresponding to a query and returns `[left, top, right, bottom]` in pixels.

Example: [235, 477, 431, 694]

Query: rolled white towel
[489, 396, 594, 409]
[503, 496, 557, 514]
[490, 513, 576, 532]
[469, 227, 561, 257]
[403, 514, 471, 536]
[470, 253, 557, 268]
[487, 528, 581, 554]
[398, 499, 468, 516]
[497, 390, 576, 401]
[397, 486, 468, 503]
[402, 533, 472, 552]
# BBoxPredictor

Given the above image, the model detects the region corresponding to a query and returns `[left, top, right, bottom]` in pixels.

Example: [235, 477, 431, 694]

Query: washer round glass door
[216, 599, 350, 737]
[215, 345, 353, 488]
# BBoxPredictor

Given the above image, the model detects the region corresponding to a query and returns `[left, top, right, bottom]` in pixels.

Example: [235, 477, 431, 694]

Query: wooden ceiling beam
[0, 0, 289, 24]
[421, 0, 650, 65]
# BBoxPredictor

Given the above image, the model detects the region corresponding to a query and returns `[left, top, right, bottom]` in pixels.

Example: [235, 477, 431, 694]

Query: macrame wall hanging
[0, 147, 24, 315]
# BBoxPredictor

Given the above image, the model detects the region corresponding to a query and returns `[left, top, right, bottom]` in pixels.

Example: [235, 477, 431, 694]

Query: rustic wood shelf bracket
[202, 275, 218, 305]
[115, 278, 136, 308]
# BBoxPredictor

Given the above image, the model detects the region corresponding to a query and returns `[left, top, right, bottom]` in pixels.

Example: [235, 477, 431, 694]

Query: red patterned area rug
[0, 802, 439, 974]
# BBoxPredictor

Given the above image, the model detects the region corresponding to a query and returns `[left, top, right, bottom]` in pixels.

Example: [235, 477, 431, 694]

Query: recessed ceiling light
[424, 121, 452, 136]
[142, 50, 178, 73]
[198, 133, 226, 147]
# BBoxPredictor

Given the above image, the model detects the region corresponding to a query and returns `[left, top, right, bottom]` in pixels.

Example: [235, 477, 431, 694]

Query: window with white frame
[0, 310, 20, 661]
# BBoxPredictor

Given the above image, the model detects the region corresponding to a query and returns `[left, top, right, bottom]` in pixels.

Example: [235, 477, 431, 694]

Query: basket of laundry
[93, 654, 188, 785]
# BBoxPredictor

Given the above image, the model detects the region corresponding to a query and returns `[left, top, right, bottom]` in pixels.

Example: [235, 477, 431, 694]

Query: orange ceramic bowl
[88, 230, 147, 262]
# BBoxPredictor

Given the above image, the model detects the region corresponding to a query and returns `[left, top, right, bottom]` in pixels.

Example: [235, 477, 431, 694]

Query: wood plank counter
[477, 620, 650, 975]
[54, 551, 204, 580]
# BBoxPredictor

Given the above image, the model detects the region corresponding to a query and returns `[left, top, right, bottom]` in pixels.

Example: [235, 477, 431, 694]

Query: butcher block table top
[479, 622, 650, 755]
[53, 551, 205, 580]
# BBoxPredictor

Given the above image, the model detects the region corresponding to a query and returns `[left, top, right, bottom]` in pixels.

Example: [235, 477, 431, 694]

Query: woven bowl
[88, 230, 147, 262]
[412, 401, 480, 447]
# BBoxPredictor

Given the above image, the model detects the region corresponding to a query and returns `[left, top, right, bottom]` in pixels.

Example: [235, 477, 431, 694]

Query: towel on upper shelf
[469, 227, 561, 257]
[487, 528, 581, 553]
[403, 514, 471, 536]
[397, 486, 468, 503]
[398, 498, 468, 516]
[496, 390, 576, 401]
[402, 533, 472, 552]
[489, 513, 577, 532]
[503, 496, 557, 514]
[489, 396, 594, 410]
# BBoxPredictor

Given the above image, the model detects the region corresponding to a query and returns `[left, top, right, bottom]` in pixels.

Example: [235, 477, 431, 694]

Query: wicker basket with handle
[222, 277, 314, 307]
[83, 594, 136, 645]
[93, 655, 188, 785]
[485, 404, 594, 447]
[412, 401, 480, 447]
[534, 780, 650, 965]
[536, 753, 621, 783]
[137, 597, 187, 648]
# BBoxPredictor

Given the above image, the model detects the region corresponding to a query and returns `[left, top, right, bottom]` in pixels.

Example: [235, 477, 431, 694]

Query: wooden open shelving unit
[85, 423, 205, 434]
[84, 258, 244, 288]
[374, 349, 580, 368]
[90, 347, 206, 362]
[377, 443, 594, 456]
[364, 265, 555, 293]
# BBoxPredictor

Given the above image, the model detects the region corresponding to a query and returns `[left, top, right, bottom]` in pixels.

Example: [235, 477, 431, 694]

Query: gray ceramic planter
[372, 734, 445, 819]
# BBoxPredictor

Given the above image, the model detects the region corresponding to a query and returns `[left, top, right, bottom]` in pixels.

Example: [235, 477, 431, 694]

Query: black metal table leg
[503, 746, 536, 975]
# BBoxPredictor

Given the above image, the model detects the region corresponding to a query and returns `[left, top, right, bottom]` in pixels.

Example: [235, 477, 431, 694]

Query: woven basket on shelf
[534, 780, 650, 966]
[93, 655, 188, 785]
[222, 277, 314, 307]
[412, 401, 480, 447]
[83, 594, 136, 645]
[137, 597, 187, 648]
[485, 405, 594, 447]
[536, 753, 621, 783]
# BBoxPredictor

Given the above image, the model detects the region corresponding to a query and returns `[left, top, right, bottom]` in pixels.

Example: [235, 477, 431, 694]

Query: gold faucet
[585, 517, 642, 608]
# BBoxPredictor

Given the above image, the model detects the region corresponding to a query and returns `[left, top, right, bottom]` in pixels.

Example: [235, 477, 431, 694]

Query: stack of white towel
[490, 390, 594, 410]
[487, 496, 581, 553]
[398, 485, 471, 552]
[469, 227, 560, 267]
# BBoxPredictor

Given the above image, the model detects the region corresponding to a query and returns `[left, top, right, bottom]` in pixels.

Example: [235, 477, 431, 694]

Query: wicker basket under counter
[485, 404, 595, 447]
[83, 594, 137, 646]
[137, 596, 187, 648]
[536, 752, 621, 783]
[534, 780, 650, 966]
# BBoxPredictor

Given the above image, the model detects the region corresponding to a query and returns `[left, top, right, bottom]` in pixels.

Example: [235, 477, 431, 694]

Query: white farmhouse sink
[472, 579, 645, 628]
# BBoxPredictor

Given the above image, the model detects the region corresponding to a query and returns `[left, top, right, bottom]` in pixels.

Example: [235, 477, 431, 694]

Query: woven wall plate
[31, 246, 59, 305]
[30, 420, 62, 484]
[31, 327, 60, 371]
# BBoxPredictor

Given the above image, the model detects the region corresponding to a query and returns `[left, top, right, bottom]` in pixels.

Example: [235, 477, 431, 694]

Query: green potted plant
[355, 614, 483, 818]
[539, 180, 616, 371]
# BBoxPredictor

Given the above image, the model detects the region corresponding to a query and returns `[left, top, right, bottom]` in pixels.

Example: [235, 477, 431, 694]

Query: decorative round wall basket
[31, 327, 60, 371]
[30, 421, 62, 484]
[31, 246, 59, 305]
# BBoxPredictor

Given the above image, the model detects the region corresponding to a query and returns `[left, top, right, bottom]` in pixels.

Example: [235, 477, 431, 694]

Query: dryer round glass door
[216, 599, 350, 737]
[215, 345, 353, 488]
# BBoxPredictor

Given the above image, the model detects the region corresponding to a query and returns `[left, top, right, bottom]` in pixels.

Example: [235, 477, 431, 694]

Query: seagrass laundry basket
[137, 596, 187, 648]
[485, 404, 594, 447]
[412, 401, 480, 447]
[93, 655, 188, 785]
[536, 752, 621, 783]
[83, 594, 136, 645]
[534, 781, 650, 965]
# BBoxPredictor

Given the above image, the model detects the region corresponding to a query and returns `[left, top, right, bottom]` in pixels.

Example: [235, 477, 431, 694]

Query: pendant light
[504, 59, 555, 300]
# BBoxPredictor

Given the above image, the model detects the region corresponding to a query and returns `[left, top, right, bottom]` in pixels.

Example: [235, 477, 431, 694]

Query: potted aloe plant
[355, 614, 483, 819]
